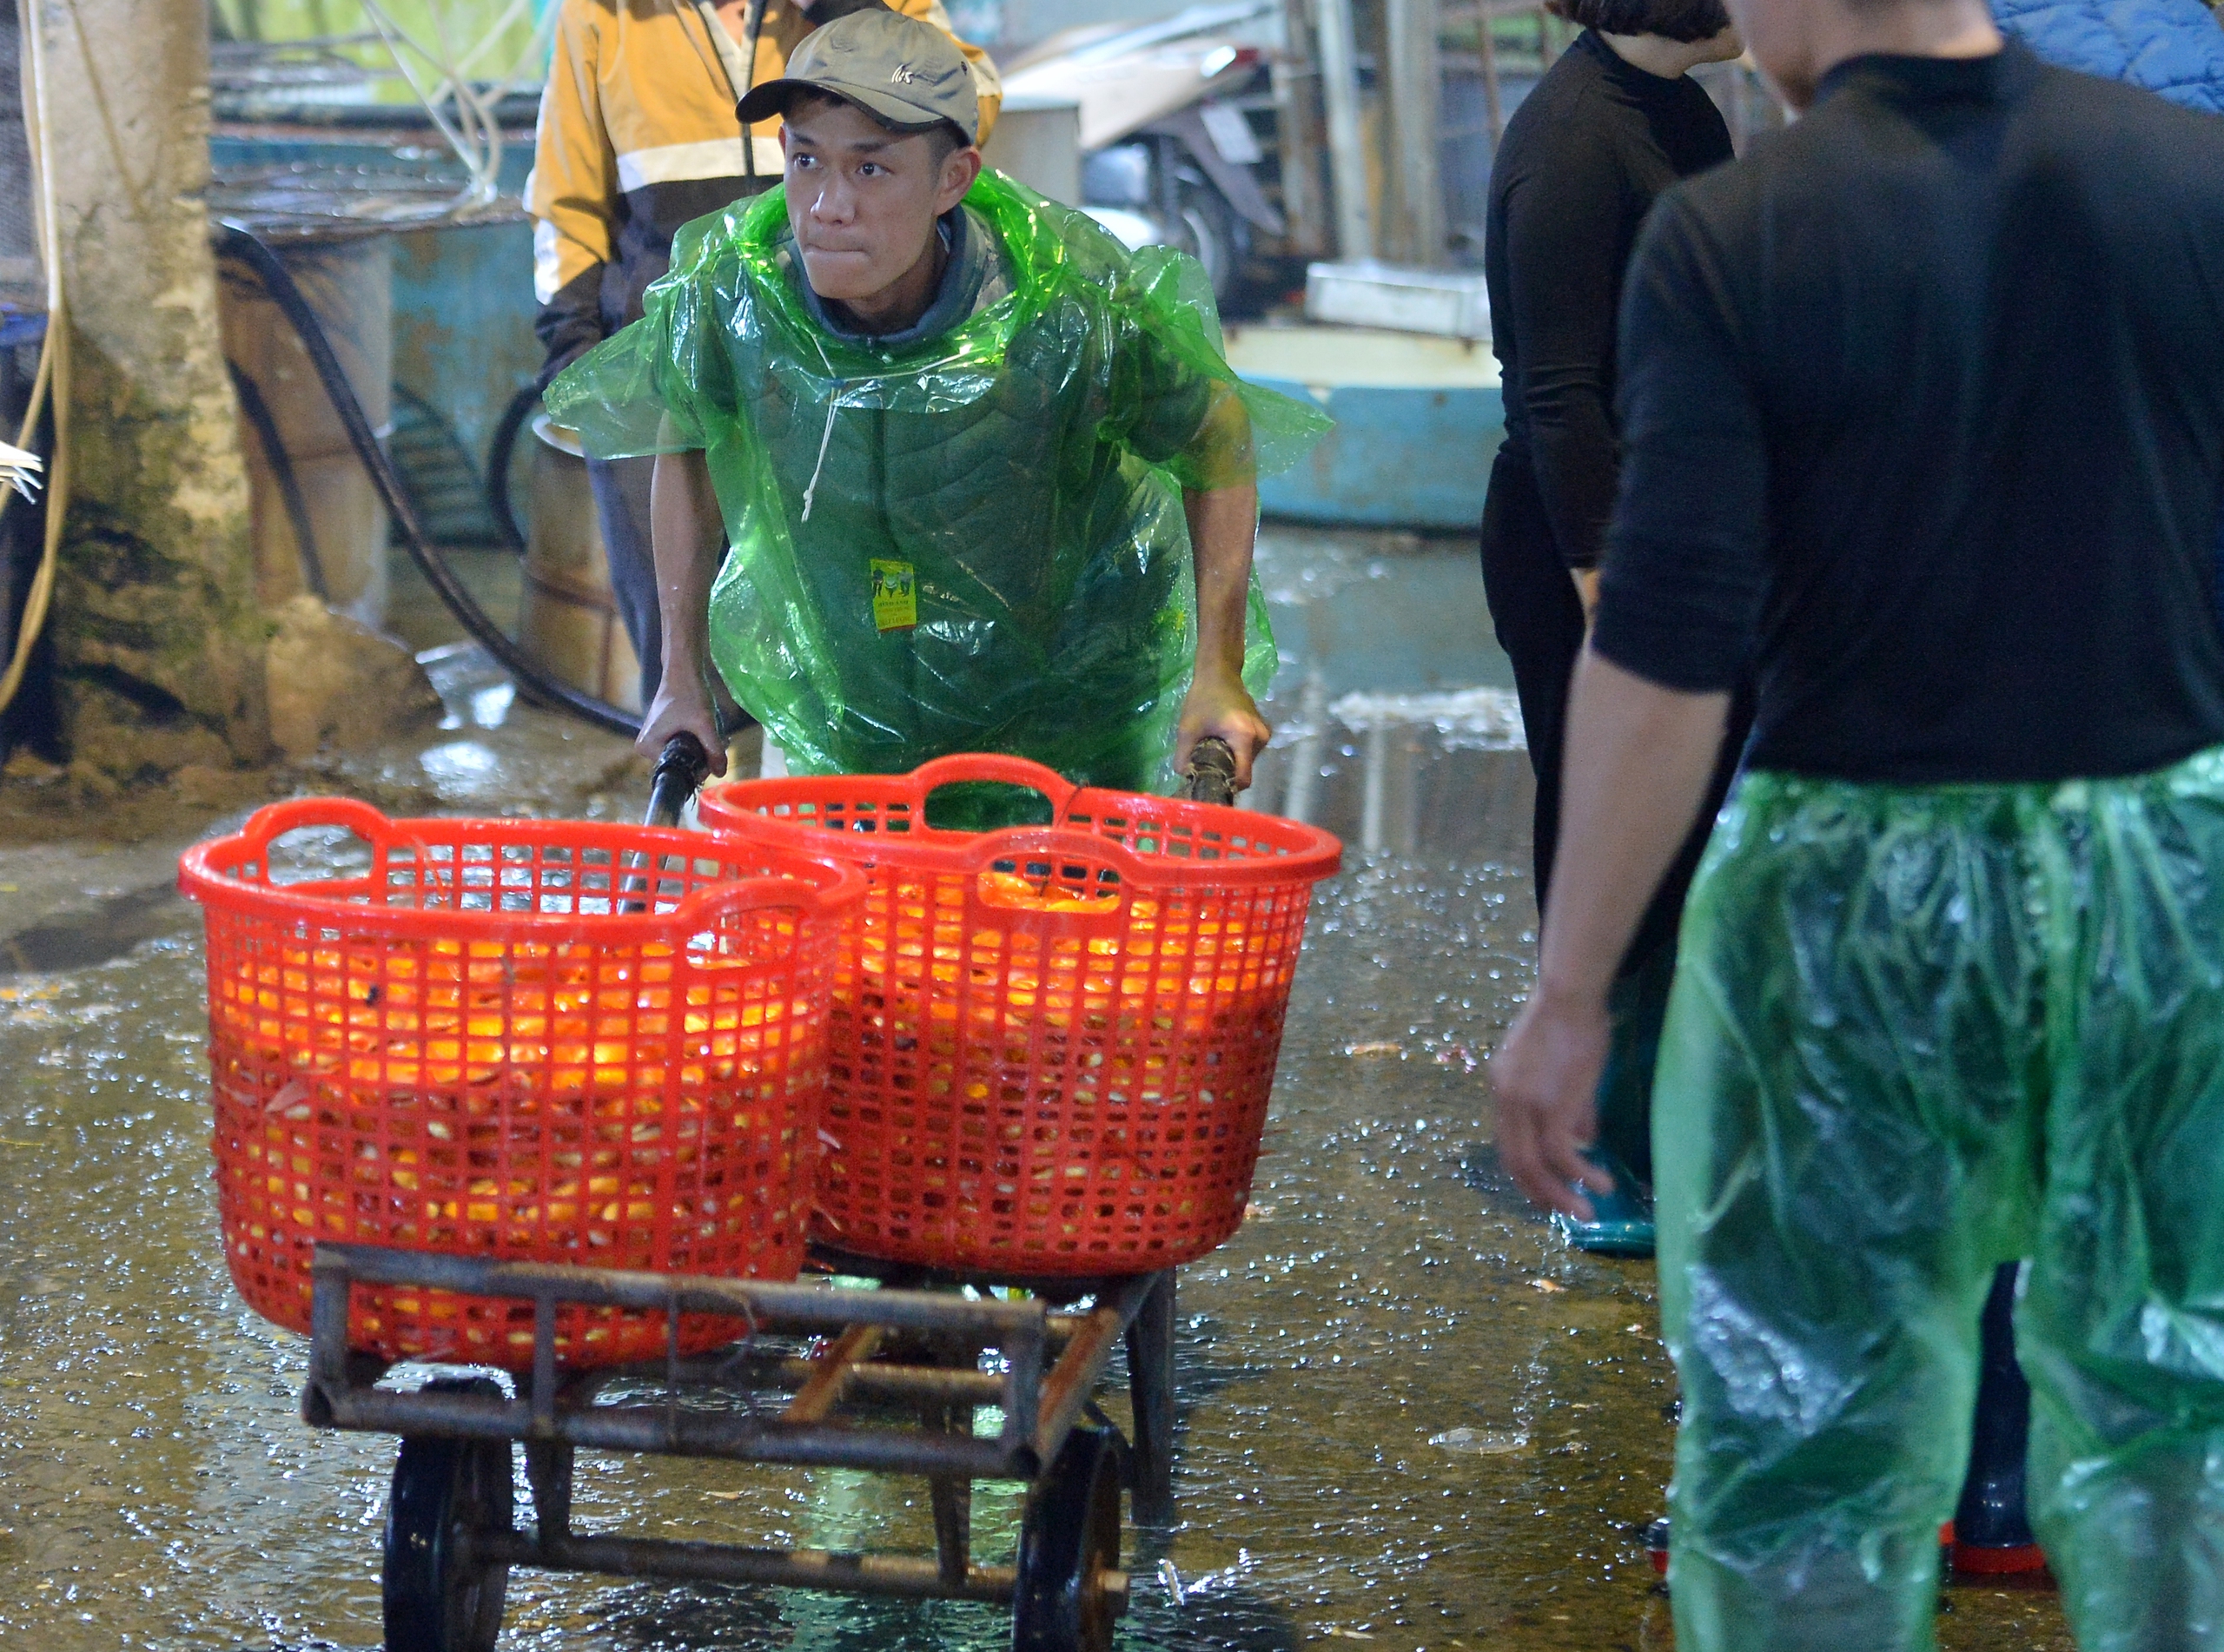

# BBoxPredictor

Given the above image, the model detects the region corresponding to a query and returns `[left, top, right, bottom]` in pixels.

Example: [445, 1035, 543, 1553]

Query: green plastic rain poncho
[546, 170, 1327, 798]
[1651, 748, 2224, 1652]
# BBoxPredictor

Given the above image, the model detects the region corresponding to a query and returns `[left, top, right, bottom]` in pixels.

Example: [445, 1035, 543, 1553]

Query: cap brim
[737, 77, 974, 142]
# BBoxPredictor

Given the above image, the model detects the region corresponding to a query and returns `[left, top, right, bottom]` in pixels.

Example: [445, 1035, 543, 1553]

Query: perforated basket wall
[179, 800, 860, 1370]
[698, 756, 1342, 1277]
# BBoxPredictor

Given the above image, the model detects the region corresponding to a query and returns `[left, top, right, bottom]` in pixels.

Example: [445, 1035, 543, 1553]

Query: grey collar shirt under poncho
[546, 170, 1328, 794]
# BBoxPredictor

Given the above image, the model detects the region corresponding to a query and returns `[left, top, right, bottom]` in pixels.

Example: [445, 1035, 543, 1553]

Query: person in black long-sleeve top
[1479, 0, 1742, 1242]
[1491, 0, 2224, 1629]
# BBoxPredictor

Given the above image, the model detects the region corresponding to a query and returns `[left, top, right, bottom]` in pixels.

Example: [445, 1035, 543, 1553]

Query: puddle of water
[419, 639, 520, 733]
[0, 529, 2075, 1652]
[0, 884, 187, 976]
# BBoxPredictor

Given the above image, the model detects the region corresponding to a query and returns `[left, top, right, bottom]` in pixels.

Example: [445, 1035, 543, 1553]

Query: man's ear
[936, 146, 983, 214]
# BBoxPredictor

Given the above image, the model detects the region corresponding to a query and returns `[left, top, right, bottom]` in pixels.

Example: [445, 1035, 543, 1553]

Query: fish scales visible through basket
[185, 810, 855, 1369]
[817, 833, 1320, 1272]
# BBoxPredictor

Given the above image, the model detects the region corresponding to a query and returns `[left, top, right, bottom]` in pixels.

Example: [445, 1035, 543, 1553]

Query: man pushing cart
[176, 29, 1339, 1641]
[543, 6, 1326, 811]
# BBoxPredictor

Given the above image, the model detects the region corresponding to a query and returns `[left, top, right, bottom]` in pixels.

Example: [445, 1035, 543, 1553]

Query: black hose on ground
[225, 357, 330, 601]
[483, 380, 537, 555]
[214, 220, 642, 739]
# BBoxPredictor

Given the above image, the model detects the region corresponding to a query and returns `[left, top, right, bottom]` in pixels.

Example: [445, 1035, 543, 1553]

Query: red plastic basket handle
[670, 874, 831, 965]
[961, 825, 1153, 883]
[907, 752, 1080, 820]
[231, 797, 433, 887]
[672, 872, 829, 923]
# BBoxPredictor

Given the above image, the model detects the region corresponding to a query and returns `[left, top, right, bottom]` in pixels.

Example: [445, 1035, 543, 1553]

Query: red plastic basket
[697, 755, 1342, 1276]
[178, 798, 863, 1370]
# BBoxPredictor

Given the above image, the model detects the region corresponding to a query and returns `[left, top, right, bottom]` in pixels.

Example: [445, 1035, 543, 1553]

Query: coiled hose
[215, 220, 643, 737]
[483, 379, 538, 555]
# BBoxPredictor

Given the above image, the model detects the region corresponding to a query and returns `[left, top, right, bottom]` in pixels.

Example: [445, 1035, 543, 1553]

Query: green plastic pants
[1655, 748, 2224, 1652]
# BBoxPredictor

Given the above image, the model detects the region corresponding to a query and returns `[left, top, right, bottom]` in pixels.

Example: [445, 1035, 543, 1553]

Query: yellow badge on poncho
[870, 558, 917, 632]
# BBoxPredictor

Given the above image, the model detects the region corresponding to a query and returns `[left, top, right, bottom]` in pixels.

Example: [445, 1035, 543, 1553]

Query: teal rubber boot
[1552, 1147, 1657, 1258]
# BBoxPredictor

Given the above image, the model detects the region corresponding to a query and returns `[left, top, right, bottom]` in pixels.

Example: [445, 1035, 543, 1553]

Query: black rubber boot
[1949, 1262, 2049, 1578]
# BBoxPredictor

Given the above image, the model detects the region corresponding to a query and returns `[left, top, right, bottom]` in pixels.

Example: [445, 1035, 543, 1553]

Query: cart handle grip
[908, 752, 1079, 821]
[645, 732, 713, 829]
[1185, 737, 1240, 808]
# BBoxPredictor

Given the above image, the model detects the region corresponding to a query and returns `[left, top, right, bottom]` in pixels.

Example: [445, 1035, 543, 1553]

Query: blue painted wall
[1244, 375, 1504, 532]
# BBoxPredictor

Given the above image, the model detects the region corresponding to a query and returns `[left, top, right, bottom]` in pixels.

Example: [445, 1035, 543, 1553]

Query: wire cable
[226, 358, 330, 600]
[215, 219, 645, 738]
[740, 0, 768, 182]
[483, 380, 539, 555]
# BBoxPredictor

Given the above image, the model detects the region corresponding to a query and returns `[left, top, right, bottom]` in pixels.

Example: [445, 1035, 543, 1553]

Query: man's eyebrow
[784, 125, 904, 155]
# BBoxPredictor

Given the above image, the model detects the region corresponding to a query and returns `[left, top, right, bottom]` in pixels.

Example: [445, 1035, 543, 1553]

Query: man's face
[1724, 0, 1823, 108]
[782, 99, 972, 304]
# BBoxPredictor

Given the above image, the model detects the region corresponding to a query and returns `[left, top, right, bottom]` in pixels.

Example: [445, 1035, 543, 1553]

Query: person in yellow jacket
[526, 0, 999, 708]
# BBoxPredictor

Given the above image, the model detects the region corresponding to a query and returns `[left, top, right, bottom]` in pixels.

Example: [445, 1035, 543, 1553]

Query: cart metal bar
[1033, 1274, 1157, 1467]
[533, 1293, 558, 1433]
[1001, 1309, 1044, 1459]
[781, 1324, 884, 1424]
[586, 1345, 1007, 1409]
[317, 1380, 1029, 1476]
[482, 1528, 1023, 1603]
[310, 1244, 1049, 1339]
[787, 1359, 1003, 1407]
[303, 1246, 1162, 1489]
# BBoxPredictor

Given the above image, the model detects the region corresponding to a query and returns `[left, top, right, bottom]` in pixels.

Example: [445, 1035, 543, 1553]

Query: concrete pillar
[1385, 0, 1446, 265]
[32, 0, 270, 783]
[1313, 0, 1373, 261]
[1272, 0, 1334, 259]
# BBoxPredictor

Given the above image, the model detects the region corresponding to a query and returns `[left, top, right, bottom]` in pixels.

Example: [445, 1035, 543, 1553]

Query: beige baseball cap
[737, 7, 981, 145]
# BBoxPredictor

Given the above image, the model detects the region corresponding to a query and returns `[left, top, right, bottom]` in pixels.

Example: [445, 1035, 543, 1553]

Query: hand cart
[307, 1244, 1176, 1652]
[290, 737, 1248, 1652]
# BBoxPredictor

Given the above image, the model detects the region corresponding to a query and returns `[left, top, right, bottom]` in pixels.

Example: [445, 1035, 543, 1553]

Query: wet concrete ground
[0, 529, 2075, 1650]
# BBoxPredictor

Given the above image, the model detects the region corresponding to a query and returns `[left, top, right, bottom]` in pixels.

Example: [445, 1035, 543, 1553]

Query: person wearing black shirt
[1491, 0, 2224, 1642]
[1479, 0, 1743, 1249]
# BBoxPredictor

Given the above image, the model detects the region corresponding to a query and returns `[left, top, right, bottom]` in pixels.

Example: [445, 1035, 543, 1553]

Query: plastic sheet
[547, 169, 1328, 797]
[1651, 748, 2224, 1651]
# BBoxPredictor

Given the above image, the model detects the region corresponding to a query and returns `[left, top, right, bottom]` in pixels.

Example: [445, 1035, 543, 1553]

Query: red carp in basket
[696, 755, 1341, 1277]
[180, 799, 862, 1369]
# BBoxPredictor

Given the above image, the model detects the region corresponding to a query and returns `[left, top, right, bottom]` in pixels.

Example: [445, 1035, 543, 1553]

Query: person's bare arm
[1175, 393, 1272, 788]
[636, 447, 731, 773]
[1176, 478, 1270, 787]
[1490, 646, 1729, 1216]
[1572, 566, 1600, 625]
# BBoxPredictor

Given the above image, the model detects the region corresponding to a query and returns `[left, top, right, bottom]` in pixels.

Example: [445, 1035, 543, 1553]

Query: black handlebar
[647, 731, 1231, 824]
[1185, 737, 1240, 809]
[644, 733, 714, 828]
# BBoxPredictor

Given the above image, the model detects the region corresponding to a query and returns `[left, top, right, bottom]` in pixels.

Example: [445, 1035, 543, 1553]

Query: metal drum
[516, 413, 641, 715]
[217, 235, 393, 627]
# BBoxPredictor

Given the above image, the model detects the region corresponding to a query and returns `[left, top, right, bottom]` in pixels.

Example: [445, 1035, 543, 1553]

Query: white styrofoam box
[1303, 260, 1493, 341]
[980, 93, 1082, 205]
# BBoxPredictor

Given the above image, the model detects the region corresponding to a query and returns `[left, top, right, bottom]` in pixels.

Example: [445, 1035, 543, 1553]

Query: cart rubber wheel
[1012, 1423, 1123, 1652]
[382, 1378, 513, 1652]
